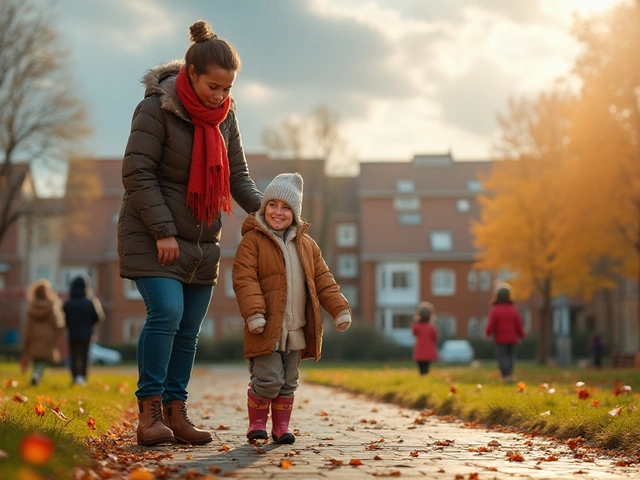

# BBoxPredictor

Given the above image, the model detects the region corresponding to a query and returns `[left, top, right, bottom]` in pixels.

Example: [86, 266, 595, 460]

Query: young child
[411, 301, 438, 375]
[21, 279, 65, 385]
[485, 283, 524, 382]
[233, 172, 351, 444]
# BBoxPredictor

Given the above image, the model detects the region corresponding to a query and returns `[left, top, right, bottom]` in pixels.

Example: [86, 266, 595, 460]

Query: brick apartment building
[3, 153, 636, 353]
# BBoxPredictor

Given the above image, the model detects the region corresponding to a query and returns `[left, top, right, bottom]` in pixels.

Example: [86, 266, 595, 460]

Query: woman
[118, 19, 262, 446]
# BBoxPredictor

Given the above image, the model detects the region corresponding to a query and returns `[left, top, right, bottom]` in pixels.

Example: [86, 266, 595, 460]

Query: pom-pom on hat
[260, 173, 304, 220]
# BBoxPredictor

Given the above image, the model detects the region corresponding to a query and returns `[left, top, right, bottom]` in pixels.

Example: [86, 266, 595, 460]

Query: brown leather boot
[163, 400, 212, 445]
[137, 395, 174, 446]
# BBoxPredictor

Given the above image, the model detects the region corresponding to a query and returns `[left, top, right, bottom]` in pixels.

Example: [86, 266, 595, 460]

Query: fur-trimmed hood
[141, 60, 235, 123]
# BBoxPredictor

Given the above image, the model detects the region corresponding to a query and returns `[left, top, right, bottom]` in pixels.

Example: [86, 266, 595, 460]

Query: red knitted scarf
[176, 65, 232, 225]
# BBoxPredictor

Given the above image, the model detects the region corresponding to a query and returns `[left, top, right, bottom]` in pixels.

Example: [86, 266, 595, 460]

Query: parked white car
[438, 339, 475, 363]
[89, 343, 122, 365]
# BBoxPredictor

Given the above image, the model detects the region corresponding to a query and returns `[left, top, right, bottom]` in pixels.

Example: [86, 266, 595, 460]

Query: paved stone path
[151, 366, 640, 479]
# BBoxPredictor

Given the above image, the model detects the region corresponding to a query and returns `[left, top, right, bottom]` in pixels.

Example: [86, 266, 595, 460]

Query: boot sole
[174, 435, 213, 445]
[272, 432, 295, 444]
[137, 434, 175, 446]
[247, 429, 268, 441]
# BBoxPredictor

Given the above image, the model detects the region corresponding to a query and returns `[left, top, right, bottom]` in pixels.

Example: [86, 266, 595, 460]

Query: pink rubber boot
[247, 389, 270, 441]
[271, 395, 295, 444]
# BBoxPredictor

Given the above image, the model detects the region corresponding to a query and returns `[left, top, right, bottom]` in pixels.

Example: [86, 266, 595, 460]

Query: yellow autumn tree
[567, 0, 640, 348]
[473, 91, 610, 364]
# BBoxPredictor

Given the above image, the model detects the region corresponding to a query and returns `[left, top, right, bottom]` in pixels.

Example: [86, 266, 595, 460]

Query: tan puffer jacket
[22, 299, 65, 363]
[118, 60, 262, 284]
[233, 214, 350, 361]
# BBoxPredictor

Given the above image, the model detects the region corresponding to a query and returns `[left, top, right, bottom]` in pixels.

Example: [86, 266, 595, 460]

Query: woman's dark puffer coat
[118, 60, 262, 285]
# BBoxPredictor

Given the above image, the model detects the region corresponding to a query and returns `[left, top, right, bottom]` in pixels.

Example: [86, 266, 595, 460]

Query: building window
[124, 279, 142, 300]
[456, 199, 470, 212]
[480, 316, 488, 333]
[479, 270, 491, 291]
[123, 317, 146, 343]
[467, 270, 477, 291]
[435, 314, 457, 339]
[340, 284, 358, 308]
[37, 224, 51, 247]
[200, 316, 215, 339]
[61, 267, 94, 292]
[336, 223, 357, 247]
[337, 255, 358, 278]
[497, 269, 512, 282]
[393, 196, 420, 211]
[377, 263, 419, 306]
[399, 213, 421, 225]
[467, 180, 482, 192]
[35, 265, 51, 281]
[467, 317, 479, 337]
[392, 311, 413, 329]
[396, 179, 414, 192]
[430, 231, 452, 251]
[225, 268, 235, 298]
[431, 269, 456, 296]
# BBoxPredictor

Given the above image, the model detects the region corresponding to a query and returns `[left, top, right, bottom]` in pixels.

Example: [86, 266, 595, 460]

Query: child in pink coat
[411, 301, 438, 375]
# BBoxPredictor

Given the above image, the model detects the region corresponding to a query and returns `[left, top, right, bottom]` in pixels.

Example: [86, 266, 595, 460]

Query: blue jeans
[495, 343, 517, 378]
[134, 277, 213, 402]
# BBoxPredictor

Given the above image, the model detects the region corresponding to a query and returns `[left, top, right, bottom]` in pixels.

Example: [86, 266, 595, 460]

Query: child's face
[264, 199, 293, 231]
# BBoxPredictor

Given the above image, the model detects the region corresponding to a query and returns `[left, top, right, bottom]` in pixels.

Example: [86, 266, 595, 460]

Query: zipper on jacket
[188, 222, 205, 284]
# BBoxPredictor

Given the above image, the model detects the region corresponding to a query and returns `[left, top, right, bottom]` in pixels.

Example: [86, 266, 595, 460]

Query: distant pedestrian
[21, 279, 65, 386]
[63, 275, 104, 386]
[411, 301, 438, 375]
[590, 333, 605, 368]
[117, 18, 262, 447]
[233, 172, 351, 444]
[485, 283, 524, 382]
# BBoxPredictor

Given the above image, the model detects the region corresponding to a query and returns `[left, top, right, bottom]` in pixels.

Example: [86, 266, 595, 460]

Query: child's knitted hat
[260, 173, 304, 219]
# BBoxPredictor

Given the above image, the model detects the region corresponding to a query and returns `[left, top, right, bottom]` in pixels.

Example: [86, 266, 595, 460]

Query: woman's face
[189, 64, 236, 109]
[264, 200, 293, 232]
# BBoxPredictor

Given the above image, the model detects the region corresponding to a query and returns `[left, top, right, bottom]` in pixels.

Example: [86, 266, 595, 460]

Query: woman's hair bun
[189, 20, 217, 43]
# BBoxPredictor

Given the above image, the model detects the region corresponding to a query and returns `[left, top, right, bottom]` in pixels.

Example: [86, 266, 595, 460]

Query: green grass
[0, 362, 137, 479]
[303, 362, 640, 454]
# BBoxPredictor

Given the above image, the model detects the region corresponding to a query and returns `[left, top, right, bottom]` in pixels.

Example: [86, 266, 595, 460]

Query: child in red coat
[411, 302, 438, 375]
[485, 283, 525, 382]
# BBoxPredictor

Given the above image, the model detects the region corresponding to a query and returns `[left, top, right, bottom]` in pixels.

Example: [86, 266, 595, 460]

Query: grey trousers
[249, 350, 302, 399]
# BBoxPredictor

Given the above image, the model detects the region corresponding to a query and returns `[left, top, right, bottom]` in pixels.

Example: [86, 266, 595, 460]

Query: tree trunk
[537, 279, 553, 364]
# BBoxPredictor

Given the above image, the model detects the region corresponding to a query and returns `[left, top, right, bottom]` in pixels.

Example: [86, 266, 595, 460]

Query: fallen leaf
[279, 459, 293, 469]
[20, 432, 54, 465]
[219, 445, 230, 452]
[50, 407, 70, 422]
[349, 459, 363, 466]
[87, 418, 96, 430]
[508, 452, 524, 462]
[127, 469, 154, 480]
[34, 403, 46, 417]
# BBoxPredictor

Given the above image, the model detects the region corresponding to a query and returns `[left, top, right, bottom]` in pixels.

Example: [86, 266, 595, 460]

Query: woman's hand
[156, 236, 179, 266]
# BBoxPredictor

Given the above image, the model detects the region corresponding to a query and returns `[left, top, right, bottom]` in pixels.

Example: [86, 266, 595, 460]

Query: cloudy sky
[52, 0, 626, 167]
